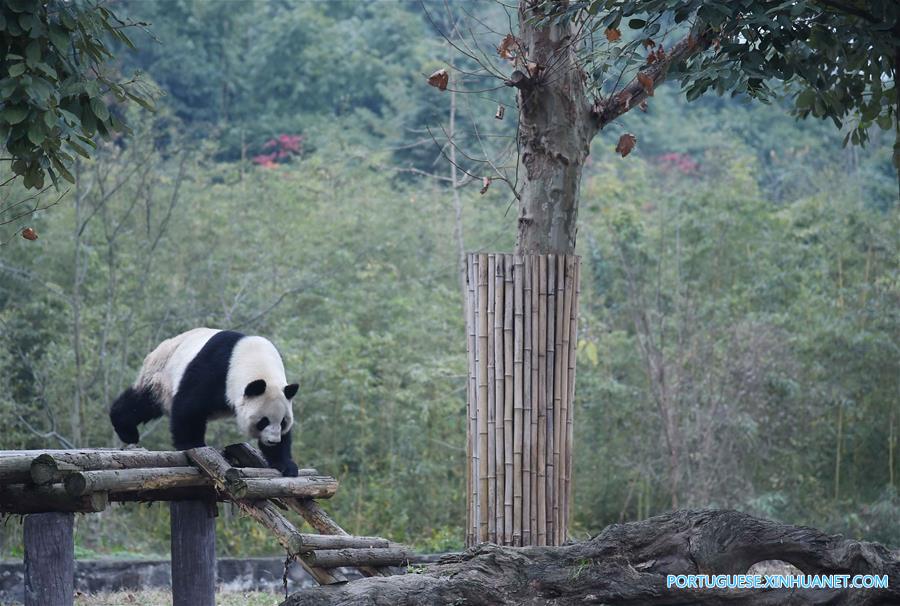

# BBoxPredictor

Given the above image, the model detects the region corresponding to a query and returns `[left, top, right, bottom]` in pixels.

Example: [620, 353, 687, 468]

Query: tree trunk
[280, 509, 900, 606]
[513, 2, 596, 256]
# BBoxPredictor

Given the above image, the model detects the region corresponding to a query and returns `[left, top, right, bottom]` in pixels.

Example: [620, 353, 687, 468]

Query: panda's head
[239, 379, 299, 445]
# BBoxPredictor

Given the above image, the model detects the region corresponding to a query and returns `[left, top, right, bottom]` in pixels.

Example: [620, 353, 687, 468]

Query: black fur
[260, 428, 298, 476]
[110, 386, 163, 444]
[245, 379, 267, 397]
[284, 383, 299, 400]
[169, 330, 244, 449]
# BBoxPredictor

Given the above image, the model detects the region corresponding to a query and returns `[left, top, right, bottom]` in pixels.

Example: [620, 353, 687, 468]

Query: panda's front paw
[279, 460, 299, 477]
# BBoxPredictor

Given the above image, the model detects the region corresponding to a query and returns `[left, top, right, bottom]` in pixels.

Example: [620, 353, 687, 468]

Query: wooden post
[24, 512, 74, 606]
[465, 254, 580, 547]
[170, 501, 216, 606]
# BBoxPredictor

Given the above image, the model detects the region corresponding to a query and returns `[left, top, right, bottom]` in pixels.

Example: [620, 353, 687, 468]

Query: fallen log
[279, 509, 900, 606]
[239, 477, 338, 500]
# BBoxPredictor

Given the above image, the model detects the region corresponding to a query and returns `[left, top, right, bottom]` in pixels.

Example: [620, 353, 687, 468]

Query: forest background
[0, 0, 897, 558]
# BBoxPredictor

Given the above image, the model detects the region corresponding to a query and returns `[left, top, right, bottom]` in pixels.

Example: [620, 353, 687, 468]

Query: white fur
[226, 336, 294, 442]
[135, 328, 294, 443]
[136, 327, 220, 413]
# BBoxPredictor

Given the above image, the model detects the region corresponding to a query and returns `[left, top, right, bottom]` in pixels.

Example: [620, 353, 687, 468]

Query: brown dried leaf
[525, 61, 541, 76]
[637, 72, 654, 96]
[497, 34, 520, 61]
[427, 69, 449, 91]
[21, 227, 38, 241]
[480, 176, 492, 195]
[495, 105, 505, 120]
[615, 133, 637, 158]
[605, 27, 621, 42]
[642, 38, 656, 48]
[655, 46, 666, 62]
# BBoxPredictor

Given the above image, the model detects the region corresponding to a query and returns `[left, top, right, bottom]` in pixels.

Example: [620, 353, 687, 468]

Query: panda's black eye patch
[256, 417, 270, 431]
[281, 418, 288, 429]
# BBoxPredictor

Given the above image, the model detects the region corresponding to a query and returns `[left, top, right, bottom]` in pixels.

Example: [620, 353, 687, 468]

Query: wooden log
[239, 477, 338, 500]
[223, 443, 387, 578]
[170, 501, 216, 606]
[512, 254, 524, 546]
[536, 255, 547, 546]
[24, 512, 74, 606]
[475, 255, 490, 543]
[503, 254, 514, 545]
[545, 254, 556, 545]
[306, 547, 429, 568]
[0, 456, 45, 484]
[65, 467, 210, 496]
[0, 484, 107, 514]
[523, 255, 534, 546]
[295, 534, 390, 552]
[186, 447, 345, 585]
[487, 253, 497, 544]
[110, 487, 221, 503]
[32, 449, 189, 479]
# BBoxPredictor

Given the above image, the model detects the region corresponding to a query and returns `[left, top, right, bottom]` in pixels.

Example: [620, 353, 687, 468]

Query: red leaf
[615, 133, 637, 158]
[497, 34, 520, 61]
[427, 69, 449, 91]
[605, 27, 622, 42]
[637, 72, 654, 96]
[480, 176, 491, 195]
[21, 227, 38, 241]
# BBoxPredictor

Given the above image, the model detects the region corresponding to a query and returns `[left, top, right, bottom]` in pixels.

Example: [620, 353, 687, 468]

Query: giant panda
[109, 328, 300, 476]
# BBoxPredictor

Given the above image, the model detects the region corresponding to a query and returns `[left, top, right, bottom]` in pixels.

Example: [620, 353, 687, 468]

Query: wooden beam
[24, 512, 74, 606]
[170, 501, 216, 606]
[306, 547, 432, 568]
[0, 484, 107, 514]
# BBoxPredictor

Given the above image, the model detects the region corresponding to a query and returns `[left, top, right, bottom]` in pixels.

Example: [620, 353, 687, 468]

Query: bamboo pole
[487, 253, 497, 544]
[530, 255, 540, 543]
[552, 255, 566, 543]
[523, 255, 534, 546]
[545, 254, 557, 543]
[556, 256, 573, 543]
[476, 255, 489, 543]
[503, 254, 514, 545]
[493, 254, 505, 543]
[465, 253, 476, 547]
[536, 255, 547, 545]
[565, 258, 581, 534]
[512, 255, 524, 546]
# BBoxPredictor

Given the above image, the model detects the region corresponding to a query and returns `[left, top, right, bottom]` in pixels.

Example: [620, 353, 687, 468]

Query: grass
[71, 590, 284, 606]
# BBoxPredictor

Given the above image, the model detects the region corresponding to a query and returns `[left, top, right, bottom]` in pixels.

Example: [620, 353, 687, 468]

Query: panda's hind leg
[110, 386, 163, 444]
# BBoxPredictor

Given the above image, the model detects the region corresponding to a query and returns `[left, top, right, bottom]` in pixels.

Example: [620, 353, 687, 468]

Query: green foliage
[546, 0, 899, 164]
[0, 0, 156, 189]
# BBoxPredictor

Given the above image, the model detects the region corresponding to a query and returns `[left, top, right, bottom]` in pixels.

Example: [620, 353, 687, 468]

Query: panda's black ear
[284, 383, 299, 400]
[244, 379, 267, 397]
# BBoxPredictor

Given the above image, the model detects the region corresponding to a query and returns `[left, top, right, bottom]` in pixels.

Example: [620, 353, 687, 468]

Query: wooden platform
[0, 444, 435, 606]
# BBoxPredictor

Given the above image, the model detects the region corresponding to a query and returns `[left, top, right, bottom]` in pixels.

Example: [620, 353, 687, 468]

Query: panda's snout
[260, 426, 282, 445]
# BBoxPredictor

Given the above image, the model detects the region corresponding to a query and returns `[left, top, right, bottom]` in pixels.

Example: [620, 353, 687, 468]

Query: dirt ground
[73, 590, 283, 606]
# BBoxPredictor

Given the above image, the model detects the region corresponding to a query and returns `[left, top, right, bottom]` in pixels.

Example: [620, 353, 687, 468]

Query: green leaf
[8, 62, 26, 77]
[27, 121, 44, 145]
[48, 24, 68, 51]
[50, 153, 75, 183]
[90, 97, 109, 122]
[25, 40, 40, 66]
[628, 18, 646, 29]
[2, 106, 29, 125]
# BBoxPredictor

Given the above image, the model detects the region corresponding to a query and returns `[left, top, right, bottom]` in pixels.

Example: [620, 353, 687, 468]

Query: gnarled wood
[280, 510, 900, 606]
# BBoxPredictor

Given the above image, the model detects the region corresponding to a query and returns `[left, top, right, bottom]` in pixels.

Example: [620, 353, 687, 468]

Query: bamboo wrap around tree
[466, 253, 580, 546]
